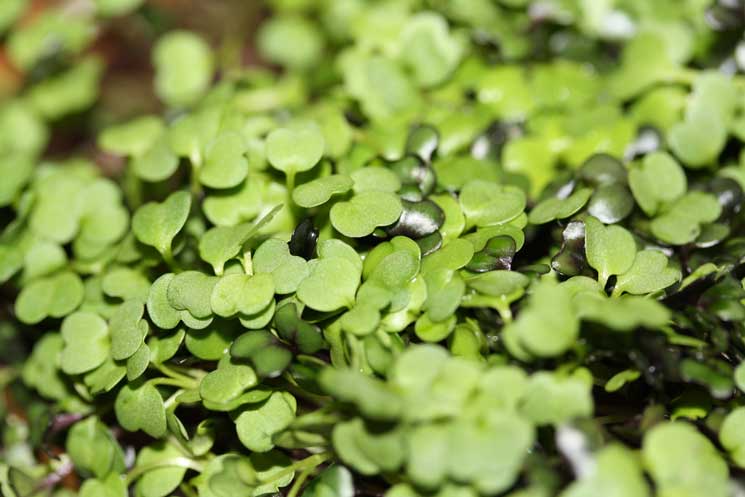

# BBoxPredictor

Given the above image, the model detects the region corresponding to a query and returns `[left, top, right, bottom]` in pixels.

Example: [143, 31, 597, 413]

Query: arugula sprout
[4, 2, 745, 497]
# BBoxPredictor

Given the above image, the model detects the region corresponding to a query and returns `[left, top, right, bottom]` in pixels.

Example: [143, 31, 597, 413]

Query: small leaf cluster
[3, 1, 745, 497]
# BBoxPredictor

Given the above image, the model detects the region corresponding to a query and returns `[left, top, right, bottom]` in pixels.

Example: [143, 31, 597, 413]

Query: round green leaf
[297, 258, 360, 312]
[153, 31, 213, 107]
[292, 174, 354, 208]
[210, 273, 275, 317]
[15, 271, 84, 324]
[134, 441, 188, 497]
[114, 381, 167, 438]
[330, 191, 403, 238]
[266, 124, 325, 176]
[584, 216, 636, 287]
[98, 115, 164, 157]
[628, 152, 687, 216]
[253, 238, 309, 294]
[109, 300, 147, 361]
[132, 191, 191, 257]
[400, 12, 463, 88]
[720, 407, 745, 468]
[235, 391, 297, 452]
[614, 250, 680, 296]
[200, 132, 249, 189]
[643, 422, 729, 497]
[60, 311, 110, 375]
[459, 180, 526, 229]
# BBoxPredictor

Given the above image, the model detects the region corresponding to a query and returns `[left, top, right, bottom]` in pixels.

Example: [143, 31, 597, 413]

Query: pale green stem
[286, 171, 296, 193]
[598, 273, 609, 292]
[261, 453, 332, 488]
[287, 466, 313, 497]
[496, 303, 513, 324]
[162, 247, 181, 273]
[163, 390, 183, 410]
[154, 363, 200, 387]
[190, 152, 203, 198]
[180, 482, 199, 497]
[148, 377, 197, 391]
[243, 250, 254, 276]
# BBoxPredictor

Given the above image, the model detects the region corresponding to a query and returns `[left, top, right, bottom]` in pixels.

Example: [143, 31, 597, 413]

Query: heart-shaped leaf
[503, 281, 579, 358]
[459, 180, 526, 229]
[110, 300, 147, 360]
[414, 313, 456, 342]
[266, 124, 324, 177]
[400, 12, 462, 88]
[134, 441, 188, 497]
[147, 273, 181, 329]
[528, 187, 592, 225]
[131, 134, 179, 182]
[650, 191, 721, 245]
[253, 239, 309, 294]
[330, 191, 402, 238]
[200, 132, 249, 189]
[60, 311, 109, 375]
[199, 204, 282, 275]
[584, 216, 636, 287]
[199, 357, 258, 408]
[153, 31, 213, 107]
[465, 270, 529, 298]
[15, 271, 84, 324]
[66, 416, 125, 478]
[235, 391, 296, 452]
[98, 115, 164, 157]
[292, 174, 353, 208]
[148, 328, 185, 365]
[297, 257, 361, 312]
[628, 152, 687, 216]
[351, 167, 401, 194]
[167, 270, 218, 319]
[614, 250, 680, 296]
[132, 191, 191, 258]
[127, 342, 151, 381]
[185, 325, 238, 360]
[114, 380, 167, 437]
[210, 273, 275, 317]
[231, 329, 293, 378]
